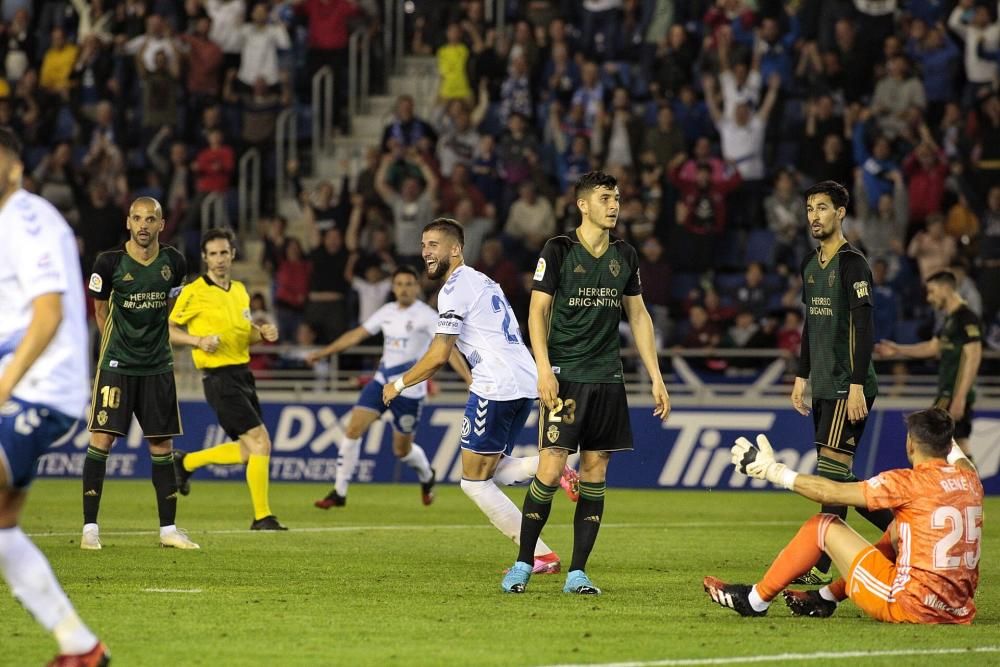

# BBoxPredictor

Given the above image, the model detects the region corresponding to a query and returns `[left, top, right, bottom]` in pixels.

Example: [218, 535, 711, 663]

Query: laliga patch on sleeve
[88, 273, 103, 293]
[853, 280, 869, 299]
[966, 324, 981, 338]
[533, 258, 546, 281]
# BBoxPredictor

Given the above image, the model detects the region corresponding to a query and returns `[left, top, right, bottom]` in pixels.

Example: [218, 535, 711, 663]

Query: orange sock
[756, 514, 839, 601]
[827, 577, 848, 601]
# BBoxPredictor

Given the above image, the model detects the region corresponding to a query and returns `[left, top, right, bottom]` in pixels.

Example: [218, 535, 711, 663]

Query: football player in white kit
[383, 219, 569, 574]
[0, 128, 109, 665]
[307, 266, 473, 507]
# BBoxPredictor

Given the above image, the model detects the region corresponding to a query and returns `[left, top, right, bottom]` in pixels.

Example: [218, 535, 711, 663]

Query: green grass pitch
[3, 480, 998, 666]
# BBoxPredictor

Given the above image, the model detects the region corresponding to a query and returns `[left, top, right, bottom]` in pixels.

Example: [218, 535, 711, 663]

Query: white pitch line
[536, 646, 1000, 667]
[142, 588, 203, 594]
[26, 519, 799, 539]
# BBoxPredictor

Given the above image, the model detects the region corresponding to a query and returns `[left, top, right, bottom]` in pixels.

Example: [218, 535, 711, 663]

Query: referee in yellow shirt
[168, 228, 287, 530]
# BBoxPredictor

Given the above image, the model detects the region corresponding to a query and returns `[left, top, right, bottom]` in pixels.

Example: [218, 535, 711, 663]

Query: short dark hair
[0, 127, 22, 159]
[392, 265, 420, 280]
[803, 180, 849, 210]
[926, 270, 957, 289]
[201, 227, 236, 252]
[905, 408, 955, 457]
[423, 218, 464, 246]
[574, 171, 618, 200]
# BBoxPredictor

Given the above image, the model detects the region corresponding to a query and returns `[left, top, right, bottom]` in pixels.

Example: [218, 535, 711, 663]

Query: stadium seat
[670, 272, 701, 303]
[715, 272, 744, 295]
[745, 229, 776, 266]
[893, 319, 922, 344]
[53, 107, 76, 142]
[714, 229, 744, 269]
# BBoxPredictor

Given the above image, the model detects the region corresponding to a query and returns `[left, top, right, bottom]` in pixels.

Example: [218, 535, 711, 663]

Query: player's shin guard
[184, 442, 243, 470]
[758, 513, 839, 601]
[334, 437, 361, 497]
[0, 527, 99, 655]
[151, 453, 178, 527]
[815, 456, 851, 573]
[460, 479, 553, 557]
[399, 443, 433, 483]
[569, 481, 606, 573]
[516, 479, 558, 564]
[247, 454, 272, 520]
[82, 447, 108, 525]
[493, 455, 539, 486]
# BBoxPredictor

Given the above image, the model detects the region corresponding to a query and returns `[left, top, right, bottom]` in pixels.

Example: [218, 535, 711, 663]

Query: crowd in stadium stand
[5, 0, 1000, 375]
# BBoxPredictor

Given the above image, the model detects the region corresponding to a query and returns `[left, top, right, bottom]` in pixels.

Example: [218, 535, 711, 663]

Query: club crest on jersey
[609, 258, 621, 277]
[97, 410, 108, 426]
[546, 424, 560, 443]
[533, 258, 546, 281]
[828, 273, 836, 287]
[161, 264, 172, 282]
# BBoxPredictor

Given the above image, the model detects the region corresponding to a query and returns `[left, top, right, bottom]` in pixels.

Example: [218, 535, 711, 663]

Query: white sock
[82, 523, 98, 533]
[459, 479, 551, 557]
[159, 525, 176, 537]
[0, 527, 98, 655]
[819, 586, 839, 603]
[399, 443, 433, 483]
[748, 585, 771, 612]
[493, 454, 538, 486]
[335, 436, 362, 497]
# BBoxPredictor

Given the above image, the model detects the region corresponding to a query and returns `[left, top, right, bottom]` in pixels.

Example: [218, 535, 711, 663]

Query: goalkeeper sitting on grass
[704, 408, 982, 624]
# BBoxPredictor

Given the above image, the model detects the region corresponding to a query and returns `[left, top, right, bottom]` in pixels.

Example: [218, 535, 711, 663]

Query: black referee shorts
[812, 395, 876, 456]
[203, 365, 264, 440]
[539, 381, 633, 453]
[89, 369, 181, 438]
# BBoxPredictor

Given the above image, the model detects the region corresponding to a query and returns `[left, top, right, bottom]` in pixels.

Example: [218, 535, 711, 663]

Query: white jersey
[362, 300, 438, 400]
[436, 265, 537, 401]
[0, 190, 89, 417]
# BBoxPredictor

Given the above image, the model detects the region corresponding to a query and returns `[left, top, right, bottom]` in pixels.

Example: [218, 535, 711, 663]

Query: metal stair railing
[311, 66, 334, 162]
[275, 107, 298, 205]
[237, 148, 260, 234]
[200, 192, 227, 235]
[348, 26, 372, 126]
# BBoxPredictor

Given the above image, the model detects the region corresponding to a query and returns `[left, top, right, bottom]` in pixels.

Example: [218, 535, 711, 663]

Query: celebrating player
[168, 228, 287, 531]
[705, 408, 982, 624]
[383, 219, 570, 575]
[789, 180, 893, 584]
[306, 265, 473, 508]
[876, 271, 983, 457]
[83, 196, 198, 549]
[0, 128, 110, 665]
[502, 171, 671, 596]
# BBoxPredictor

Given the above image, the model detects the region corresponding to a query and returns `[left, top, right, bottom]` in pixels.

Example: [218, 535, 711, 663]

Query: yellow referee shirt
[170, 276, 253, 369]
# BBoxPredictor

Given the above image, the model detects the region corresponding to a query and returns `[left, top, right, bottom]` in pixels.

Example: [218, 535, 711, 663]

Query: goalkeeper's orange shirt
[862, 460, 983, 624]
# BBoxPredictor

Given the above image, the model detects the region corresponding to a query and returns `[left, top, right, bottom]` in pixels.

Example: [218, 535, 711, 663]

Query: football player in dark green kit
[502, 171, 671, 595]
[82, 197, 200, 550]
[790, 181, 893, 584]
[877, 271, 983, 458]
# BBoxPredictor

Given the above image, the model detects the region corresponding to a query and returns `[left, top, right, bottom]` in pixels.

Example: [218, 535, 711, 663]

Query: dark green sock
[815, 456, 852, 573]
[569, 481, 606, 573]
[82, 447, 109, 524]
[151, 453, 178, 527]
[516, 478, 558, 564]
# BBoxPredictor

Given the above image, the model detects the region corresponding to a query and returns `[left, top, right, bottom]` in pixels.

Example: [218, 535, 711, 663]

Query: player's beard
[426, 256, 450, 280]
[132, 231, 154, 248]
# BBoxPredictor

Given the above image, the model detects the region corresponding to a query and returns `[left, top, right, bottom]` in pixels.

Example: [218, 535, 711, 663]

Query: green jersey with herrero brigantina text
[532, 230, 642, 383]
[88, 244, 187, 375]
[800, 243, 878, 400]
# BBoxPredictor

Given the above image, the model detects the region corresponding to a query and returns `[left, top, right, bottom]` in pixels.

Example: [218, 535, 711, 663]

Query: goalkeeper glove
[730, 434, 798, 490]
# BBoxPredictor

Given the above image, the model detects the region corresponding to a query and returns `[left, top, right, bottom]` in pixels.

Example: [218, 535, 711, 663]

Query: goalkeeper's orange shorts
[845, 546, 913, 623]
